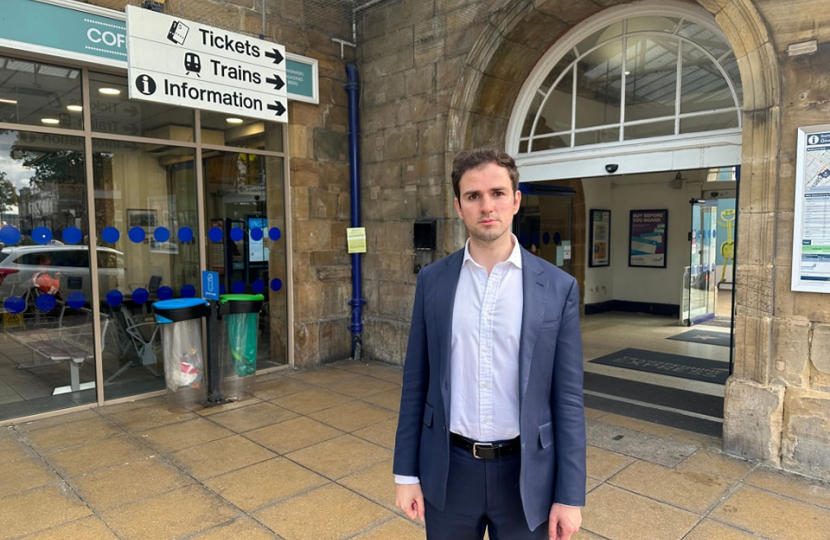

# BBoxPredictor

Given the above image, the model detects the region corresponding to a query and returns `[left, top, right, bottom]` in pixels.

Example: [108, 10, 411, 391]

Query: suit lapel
[432, 250, 463, 409]
[519, 249, 547, 400]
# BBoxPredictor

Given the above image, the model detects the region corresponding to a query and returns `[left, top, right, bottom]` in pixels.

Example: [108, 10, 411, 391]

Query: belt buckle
[472, 442, 496, 459]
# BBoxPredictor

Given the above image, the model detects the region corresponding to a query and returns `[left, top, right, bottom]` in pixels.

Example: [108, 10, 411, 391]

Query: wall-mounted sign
[629, 209, 668, 268]
[347, 227, 367, 254]
[792, 125, 830, 292]
[0, 0, 127, 66]
[589, 209, 611, 267]
[126, 6, 288, 122]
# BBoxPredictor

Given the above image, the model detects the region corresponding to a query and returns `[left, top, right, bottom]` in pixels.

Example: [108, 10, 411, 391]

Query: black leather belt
[450, 433, 521, 459]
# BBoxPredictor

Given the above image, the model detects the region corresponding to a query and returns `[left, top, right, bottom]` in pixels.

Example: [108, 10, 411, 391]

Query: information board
[792, 125, 830, 292]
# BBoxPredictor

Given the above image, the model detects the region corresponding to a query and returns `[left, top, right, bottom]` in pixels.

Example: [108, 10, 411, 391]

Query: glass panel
[577, 22, 622, 54]
[680, 111, 739, 134]
[515, 189, 574, 274]
[624, 120, 675, 140]
[538, 65, 573, 136]
[627, 16, 679, 34]
[681, 46, 735, 113]
[678, 22, 729, 60]
[688, 203, 718, 323]
[204, 152, 287, 367]
[92, 139, 199, 400]
[529, 133, 570, 151]
[0, 57, 82, 130]
[625, 36, 678, 121]
[574, 128, 618, 147]
[0, 130, 98, 418]
[722, 53, 742, 102]
[200, 110, 284, 151]
[88, 72, 195, 141]
[575, 42, 623, 129]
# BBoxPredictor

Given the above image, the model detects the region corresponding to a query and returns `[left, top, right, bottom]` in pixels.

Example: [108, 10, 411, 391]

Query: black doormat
[589, 348, 729, 384]
[667, 329, 731, 347]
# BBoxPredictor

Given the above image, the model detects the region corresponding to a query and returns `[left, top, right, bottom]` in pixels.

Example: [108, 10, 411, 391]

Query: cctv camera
[710, 192, 719, 198]
[605, 164, 619, 174]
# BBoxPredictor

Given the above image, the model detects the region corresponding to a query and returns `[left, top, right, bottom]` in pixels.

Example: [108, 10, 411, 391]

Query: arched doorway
[446, 0, 783, 447]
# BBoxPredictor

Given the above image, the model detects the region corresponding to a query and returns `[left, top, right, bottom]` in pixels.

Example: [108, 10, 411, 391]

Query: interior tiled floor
[2, 359, 830, 540]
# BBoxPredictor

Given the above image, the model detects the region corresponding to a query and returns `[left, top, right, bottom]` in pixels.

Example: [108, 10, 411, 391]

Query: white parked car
[0, 245, 125, 303]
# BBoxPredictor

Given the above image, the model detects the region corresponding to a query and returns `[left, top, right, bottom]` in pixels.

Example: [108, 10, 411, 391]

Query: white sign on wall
[792, 125, 830, 292]
[125, 5, 288, 122]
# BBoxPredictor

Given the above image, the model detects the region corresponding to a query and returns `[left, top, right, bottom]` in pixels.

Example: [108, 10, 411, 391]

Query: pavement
[2, 359, 830, 540]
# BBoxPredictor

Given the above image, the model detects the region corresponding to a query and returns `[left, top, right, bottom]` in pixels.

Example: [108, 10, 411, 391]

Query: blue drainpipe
[345, 63, 365, 360]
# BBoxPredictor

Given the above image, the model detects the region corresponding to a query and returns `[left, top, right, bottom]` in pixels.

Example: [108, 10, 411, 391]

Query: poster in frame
[589, 209, 611, 267]
[629, 209, 668, 268]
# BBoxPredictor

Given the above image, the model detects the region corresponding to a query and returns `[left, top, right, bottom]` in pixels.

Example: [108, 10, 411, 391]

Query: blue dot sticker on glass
[543, 232, 551, 245]
[268, 227, 281, 241]
[252, 279, 265, 293]
[132, 288, 149, 304]
[180, 284, 196, 297]
[66, 291, 86, 310]
[270, 277, 282, 292]
[232, 281, 246, 294]
[32, 227, 52, 245]
[209, 227, 223, 242]
[35, 294, 56, 312]
[154, 227, 170, 243]
[128, 227, 146, 243]
[178, 227, 194, 243]
[0, 226, 21, 246]
[553, 232, 562, 245]
[102, 226, 120, 244]
[157, 286, 174, 300]
[250, 227, 263, 241]
[230, 227, 244, 242]
[106, 289, 123, 307]
[4, 296, 26, 314]
[62, 227, 83, 245]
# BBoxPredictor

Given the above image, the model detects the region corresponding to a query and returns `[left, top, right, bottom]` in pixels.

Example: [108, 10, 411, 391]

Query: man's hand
[395, 482, 425, 522]
[548, 503, 582, 540]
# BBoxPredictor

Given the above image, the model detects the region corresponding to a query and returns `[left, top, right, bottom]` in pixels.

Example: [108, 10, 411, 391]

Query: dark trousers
[424, 444, 548, 540]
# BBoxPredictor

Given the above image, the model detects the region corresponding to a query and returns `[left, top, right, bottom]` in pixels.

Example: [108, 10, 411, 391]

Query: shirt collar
[463, 234, 523, 269]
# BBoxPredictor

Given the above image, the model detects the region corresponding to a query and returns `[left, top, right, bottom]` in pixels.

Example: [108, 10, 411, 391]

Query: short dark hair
[451, 147, 519, 201]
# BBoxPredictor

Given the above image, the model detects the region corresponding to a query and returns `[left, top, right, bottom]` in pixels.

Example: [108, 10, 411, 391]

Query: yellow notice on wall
[347, 227, 367, 253]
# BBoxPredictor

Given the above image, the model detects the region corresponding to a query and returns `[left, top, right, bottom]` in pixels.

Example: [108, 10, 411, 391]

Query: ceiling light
[41, 118, 60, 125]
[98, 87, 121, 95]
[0, 97, 17, 105]
[67, 104, 83, 112]
[226, 117, 244, 124]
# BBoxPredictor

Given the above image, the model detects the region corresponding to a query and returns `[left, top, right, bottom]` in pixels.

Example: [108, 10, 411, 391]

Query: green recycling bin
[152, 298, 209, 412]
[219, 293, 263, 401]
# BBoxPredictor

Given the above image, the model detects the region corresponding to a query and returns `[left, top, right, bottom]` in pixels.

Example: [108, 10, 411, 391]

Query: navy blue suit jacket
[393, 246, 587, 531]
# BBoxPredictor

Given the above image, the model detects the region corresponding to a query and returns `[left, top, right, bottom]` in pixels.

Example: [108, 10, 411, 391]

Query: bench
[10, 312, 110, 395]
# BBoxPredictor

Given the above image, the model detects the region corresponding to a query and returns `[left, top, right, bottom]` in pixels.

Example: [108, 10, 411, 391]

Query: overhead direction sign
[125, 5, 288, 123]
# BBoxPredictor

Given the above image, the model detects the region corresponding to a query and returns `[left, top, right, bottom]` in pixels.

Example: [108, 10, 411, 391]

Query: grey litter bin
[218, 293, 263, 401]
[152, 298, 209, 412]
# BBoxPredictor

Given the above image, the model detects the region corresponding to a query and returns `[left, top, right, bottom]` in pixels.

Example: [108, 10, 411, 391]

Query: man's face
[454, 162, 521, 245]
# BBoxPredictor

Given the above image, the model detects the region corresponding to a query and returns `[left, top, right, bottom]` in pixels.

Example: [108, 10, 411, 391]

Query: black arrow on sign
[264, 48, 284, 65]
[267, 101, 286, 117]
[265, 74, 285, 91]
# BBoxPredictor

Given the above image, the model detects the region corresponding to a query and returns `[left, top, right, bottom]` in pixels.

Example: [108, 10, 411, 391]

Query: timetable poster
[792, 126, 830, 292]
[629, 209, 668, 268]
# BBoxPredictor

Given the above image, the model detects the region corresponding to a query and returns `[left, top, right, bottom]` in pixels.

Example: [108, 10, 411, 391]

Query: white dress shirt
[396, 235, 523, 485]
[449, 235, 523, 441]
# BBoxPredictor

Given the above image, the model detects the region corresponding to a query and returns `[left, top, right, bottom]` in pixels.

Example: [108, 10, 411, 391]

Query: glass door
[686, 199, 718, 325]
[515, 184, 575, 274]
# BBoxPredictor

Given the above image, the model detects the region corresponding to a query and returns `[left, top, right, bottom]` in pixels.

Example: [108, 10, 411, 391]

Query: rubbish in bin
[228, 313, 257, 376]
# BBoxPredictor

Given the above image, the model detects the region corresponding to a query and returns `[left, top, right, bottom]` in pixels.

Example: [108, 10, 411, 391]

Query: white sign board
[126, 6, 287, 122]
[792, 125, 830, 292]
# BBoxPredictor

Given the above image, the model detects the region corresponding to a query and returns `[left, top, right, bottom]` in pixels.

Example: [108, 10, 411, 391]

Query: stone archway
[446, 0, 785, 463]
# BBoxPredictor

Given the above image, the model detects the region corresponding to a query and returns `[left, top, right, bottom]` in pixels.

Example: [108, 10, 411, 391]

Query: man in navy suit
[393, 148, 586, 539]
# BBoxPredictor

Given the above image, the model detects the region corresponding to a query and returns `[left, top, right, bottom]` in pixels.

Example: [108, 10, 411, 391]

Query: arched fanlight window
[516, 14, 742, 154]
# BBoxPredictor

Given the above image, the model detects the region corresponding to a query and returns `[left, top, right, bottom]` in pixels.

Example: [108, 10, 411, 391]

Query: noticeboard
[792, 125, 830, 292]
